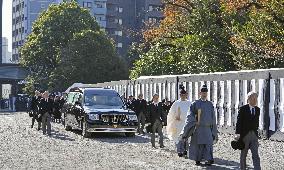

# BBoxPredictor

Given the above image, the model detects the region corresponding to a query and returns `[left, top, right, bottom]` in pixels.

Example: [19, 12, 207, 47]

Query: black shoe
[160, 145, 165, 148]
[195, 161, 201, 166]
[178, 153, 183, 157]
[205, 160, 214, 166]
[152, 145, 157, 149]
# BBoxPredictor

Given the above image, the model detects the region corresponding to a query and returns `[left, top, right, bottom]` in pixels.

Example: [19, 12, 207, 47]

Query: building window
[95, 3, 103, 8]
[115, 7, 123, 13]
[148, 17, 158, 24]
[116, 43, 122, 48]
[83, 2, 92, 8]
[118, 7, 123, 13]
[114, 31, 122, 36]
[149, 5, 162, 12]
[115, 18, 122, 25]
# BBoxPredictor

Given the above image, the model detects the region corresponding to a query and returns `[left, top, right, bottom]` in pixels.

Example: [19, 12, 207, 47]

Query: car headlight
[88, 114, 100, 120]
[128, 115, 137, 121]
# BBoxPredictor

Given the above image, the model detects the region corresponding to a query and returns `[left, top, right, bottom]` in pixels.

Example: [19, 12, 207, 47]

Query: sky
[2, 0, 12, 51]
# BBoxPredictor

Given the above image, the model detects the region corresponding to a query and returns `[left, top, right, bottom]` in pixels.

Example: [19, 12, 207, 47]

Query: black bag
[28, 111, 33, 117]
[231, 139, 245, 150]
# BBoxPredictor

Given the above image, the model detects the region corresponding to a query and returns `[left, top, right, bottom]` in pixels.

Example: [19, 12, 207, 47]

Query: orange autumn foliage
[143, 0, 191, 43]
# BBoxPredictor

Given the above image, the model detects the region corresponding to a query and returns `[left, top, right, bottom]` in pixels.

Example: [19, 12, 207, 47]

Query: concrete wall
[93, 68, 284, 141]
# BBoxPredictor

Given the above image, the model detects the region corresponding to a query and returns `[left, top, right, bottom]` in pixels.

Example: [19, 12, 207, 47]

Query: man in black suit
[39, 91, 54, 136]
[148, 94, 166, 148]
[133, 94, 147, 134]
[236, 91, 261, 170]
[30, 90, 42, 130]
[126, 95, 135, 111]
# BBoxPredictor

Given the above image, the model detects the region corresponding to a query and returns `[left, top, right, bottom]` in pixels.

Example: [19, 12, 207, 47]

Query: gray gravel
[0, 112, 283, 170]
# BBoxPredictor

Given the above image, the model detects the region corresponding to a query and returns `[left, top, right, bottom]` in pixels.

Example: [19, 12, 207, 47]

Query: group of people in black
[125, 93, 172, 148]
[30, 90, 65, 136]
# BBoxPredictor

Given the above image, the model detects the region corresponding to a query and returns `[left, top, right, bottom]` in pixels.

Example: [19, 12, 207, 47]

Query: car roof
[69, 87, 116, 93]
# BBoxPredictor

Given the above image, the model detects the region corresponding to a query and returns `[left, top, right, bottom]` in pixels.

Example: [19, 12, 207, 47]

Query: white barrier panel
[171, 83, 176, 101]
[194, 82, 199, 101]
[251, 79, 256, 92]
[258, 79, 265, 130]
[188, 82, 193, 102]
[149, 83, 153, 100]
[154, 83, 157, 94]
[241, 80, 248, 106]
[226, 80, 232, 126]
[219, 81, 225, 126]
[141, 84, 145, 98]
[269, 79, 276, 131]
[213, 81, 218, 124]
[145, 84, 149, 101]
[162, 83, 166, 100]
[158, 83, 162, 101]
[167, 82, 171, 101]
[279, 78, 284, 132]
[234, 80, 240, 126]
[183, 82, 187, 91]
[206, 81, 211, 101]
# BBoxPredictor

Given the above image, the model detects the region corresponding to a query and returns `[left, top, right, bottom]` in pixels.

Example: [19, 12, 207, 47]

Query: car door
[71, 93, 84, 128]
[65, 92, 76, 128]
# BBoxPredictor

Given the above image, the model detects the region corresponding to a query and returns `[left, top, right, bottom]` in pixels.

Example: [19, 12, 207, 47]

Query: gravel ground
[0, 112, 283, 170]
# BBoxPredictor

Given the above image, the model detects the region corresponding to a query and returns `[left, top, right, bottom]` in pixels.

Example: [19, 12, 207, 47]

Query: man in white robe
[167, 87, 191, 143]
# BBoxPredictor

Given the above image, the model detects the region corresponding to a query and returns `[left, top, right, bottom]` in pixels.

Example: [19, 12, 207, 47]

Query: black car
[63, 87, 138, 137]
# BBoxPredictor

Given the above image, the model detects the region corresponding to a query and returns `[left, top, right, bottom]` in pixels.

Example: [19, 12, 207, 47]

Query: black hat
[200, 84, 208, 92]
[179, 85, 186, 94]
[231, 139, 245, 150]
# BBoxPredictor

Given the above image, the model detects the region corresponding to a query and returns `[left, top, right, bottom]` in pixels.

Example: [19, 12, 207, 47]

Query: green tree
[223, 0, 284, 69]
[54, 30, 128, 88]
[130, 0, 236, 79]
[20, 1, 127, 92]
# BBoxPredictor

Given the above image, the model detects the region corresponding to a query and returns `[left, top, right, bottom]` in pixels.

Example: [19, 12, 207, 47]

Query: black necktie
[251, 107, 255, 116]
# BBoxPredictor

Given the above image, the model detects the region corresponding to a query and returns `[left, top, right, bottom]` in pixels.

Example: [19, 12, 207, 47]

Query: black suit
[236, 104, 260, 138]
[133, 99, 147, 133]
[148, 102, 165, 124]
[236, 104, 261, 170]
[133, 99, 147, 114]
[30, 96, 42, 129]
[39, 98, 54, 135]
[39, 98, 53, 115]
[148, 102, 165, 147]
[126, 99, 136, 111]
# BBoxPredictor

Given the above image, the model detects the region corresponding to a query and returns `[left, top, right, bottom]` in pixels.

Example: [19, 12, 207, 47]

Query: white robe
[166, 99, 191, 142]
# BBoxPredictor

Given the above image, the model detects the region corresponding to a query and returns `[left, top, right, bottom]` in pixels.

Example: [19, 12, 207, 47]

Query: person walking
[30, 90, 42, 130]
[133, 94, 147, 134]
[180, 84, 218, 166]
[236, 91, 261, 170]
[167, 86, 191, 155]
[38, 91, 54, 136]
[148, 94, 166, 148]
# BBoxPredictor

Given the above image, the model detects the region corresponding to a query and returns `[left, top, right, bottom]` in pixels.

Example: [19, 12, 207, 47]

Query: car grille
[101, 114, 128, 123]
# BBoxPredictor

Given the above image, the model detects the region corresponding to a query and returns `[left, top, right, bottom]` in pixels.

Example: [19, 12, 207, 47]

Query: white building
[1, 37, 12, 63]
[12, 0, 61, 62]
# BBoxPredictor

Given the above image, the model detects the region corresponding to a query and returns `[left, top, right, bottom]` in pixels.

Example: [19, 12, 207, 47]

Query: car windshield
[84, 90, 124, 109]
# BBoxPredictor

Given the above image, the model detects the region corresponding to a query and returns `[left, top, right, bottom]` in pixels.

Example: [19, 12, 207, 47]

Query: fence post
[264, 73, 271, 139]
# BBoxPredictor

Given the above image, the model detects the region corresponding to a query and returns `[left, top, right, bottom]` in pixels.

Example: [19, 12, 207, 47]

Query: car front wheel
[81, 122, 91, 138]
